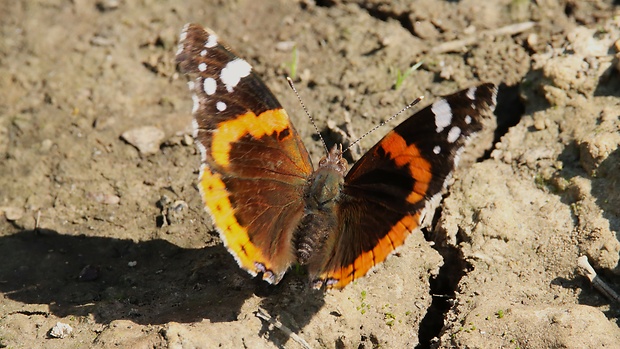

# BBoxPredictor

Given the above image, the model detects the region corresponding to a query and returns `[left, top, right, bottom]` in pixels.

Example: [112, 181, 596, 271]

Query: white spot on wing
[198, 63, 207, 72]
[205, 34, 218, 48]
[203, 77, 217, 95]
[465, 115, 472, 124]
[192, 94, 199, 113]
[447, 126, 461, 143]
[433, 145, 441, 154]
[180, 23, 189, 36]
[453, 146, 465, 168]
[200, 49, 207, 56]
[466, 87, 476, 100]
[420, 192, 443, 228]
[177, 26, 188, 56]
[432, 99, 452, 133]
[216, 101, 227, 111]
[187, 81, 195, 90]
[196, 142, 207, 162]
[191, 118, 199, 138]
[220, 58, 252, 93]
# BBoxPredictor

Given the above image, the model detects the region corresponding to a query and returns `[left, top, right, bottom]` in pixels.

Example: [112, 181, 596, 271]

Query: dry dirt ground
[1, 0, 619, 348]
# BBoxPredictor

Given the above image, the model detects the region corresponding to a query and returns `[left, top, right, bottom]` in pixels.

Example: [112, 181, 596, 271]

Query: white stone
[49, 322, 73, 339]
[121, 126, 165, 155]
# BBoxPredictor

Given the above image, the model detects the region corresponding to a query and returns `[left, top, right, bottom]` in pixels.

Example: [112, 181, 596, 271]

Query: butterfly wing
[176, 24, 313, 283]
[315, 84, 498, 289]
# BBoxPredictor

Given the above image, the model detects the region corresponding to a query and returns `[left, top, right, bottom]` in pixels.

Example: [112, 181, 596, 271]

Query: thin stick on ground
[431, 21, 536, 53]
[577, 255, 620, 304]
[255, 308, 312, 349]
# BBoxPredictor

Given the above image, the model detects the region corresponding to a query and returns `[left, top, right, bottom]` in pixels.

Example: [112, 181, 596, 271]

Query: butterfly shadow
[251, 272, 327, 347]
[0, 228, 324, 326]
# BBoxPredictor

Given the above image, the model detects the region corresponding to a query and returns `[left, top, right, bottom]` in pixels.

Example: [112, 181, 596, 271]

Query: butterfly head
[318, 144, 348, 175]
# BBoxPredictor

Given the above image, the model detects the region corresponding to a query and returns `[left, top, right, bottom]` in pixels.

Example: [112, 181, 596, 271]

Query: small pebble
[121, 126, 165, 155]
[128, 261, 137, 267]
[182, 134, 193, 146]
[49, 322, 73, 339]
[96, 0, 120, 11]
[527, 33, 539, 49]
[1, 206, 24, 221]
[166, 200, 188, 225]
[40, 139, 53, 152]
[90, 35, 114, 47]
[413, 20, 440, 40]
[275, 41, 296, 51]
[78, 264, 100, 281]
[533, 117, 546, 130]
[87, 192, 121, 205]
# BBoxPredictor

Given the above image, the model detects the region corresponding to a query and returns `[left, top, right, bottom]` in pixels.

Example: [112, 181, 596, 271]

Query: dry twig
[431, 21, 536, 53]
[577, 255, 620, 304]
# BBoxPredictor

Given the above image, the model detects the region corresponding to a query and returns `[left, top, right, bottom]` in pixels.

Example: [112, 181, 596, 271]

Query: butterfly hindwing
[176, 24, 313, 283]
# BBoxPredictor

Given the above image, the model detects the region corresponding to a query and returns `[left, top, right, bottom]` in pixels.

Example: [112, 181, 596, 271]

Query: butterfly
[175, 23, 497, 289]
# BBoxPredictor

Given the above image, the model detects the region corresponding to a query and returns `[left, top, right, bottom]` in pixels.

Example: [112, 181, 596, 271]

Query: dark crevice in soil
[314, 0, 337, 7]
[481, 83, 524, 161]
[417, 225, 469, 349]
[315, 1, 417, 37]
[416, 88, 520, 347]
[494, 84, 525, 141]
[359, 5, 414, 35]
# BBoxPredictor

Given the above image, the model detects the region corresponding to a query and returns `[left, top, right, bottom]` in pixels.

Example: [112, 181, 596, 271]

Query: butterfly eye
[338, 161, 346, 172]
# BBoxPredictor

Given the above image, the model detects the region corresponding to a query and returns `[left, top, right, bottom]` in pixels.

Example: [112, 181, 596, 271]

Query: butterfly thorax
[295, 145, 347, 267]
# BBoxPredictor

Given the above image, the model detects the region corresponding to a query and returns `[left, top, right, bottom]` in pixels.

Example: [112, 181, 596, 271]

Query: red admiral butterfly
[176, 23, 497, 289]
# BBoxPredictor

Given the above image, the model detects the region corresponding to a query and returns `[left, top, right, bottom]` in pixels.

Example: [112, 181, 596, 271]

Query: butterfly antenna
[286, 77, 329, 154]
[343, 96, 424, 153]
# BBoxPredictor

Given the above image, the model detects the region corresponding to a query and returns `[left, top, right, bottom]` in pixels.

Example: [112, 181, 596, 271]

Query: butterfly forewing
[176, 24, 313, 283]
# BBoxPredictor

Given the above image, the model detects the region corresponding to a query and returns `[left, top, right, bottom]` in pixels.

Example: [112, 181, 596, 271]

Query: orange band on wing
[199, 165, 272, 275]
[380, 132, 432, 204]
[321, 213, 421, 289]
[211, 108, 292, 167]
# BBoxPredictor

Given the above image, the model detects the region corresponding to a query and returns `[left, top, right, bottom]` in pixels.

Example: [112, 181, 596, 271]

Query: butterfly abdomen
[295, 148, 348, 273]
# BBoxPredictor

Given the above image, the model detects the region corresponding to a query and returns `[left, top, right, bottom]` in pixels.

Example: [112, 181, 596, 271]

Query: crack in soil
[358, 5, 414, 35]
[314, 0, 415, 35]
[417, 226, 468, 349]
